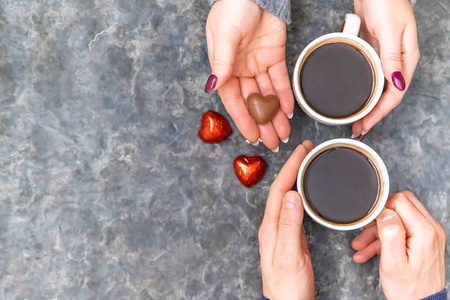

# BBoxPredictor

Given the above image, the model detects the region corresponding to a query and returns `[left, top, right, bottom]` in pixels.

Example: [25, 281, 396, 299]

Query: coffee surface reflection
[304, 147, 379, 224]
[300, 42, 374, 118]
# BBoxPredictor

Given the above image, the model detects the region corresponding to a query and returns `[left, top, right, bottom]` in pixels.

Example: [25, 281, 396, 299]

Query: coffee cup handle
[341, 14, 361, 36]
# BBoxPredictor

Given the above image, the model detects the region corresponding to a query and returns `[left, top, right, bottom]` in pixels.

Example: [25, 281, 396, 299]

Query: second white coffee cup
[297, 139, 390, 231]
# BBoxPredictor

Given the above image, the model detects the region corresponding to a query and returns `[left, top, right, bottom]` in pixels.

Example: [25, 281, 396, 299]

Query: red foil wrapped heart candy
[233, 155, 267, 188]
[198, 110, 232, 143]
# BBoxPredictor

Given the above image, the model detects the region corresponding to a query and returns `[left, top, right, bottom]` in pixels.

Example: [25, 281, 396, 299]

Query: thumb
[274, 192, 304, 263]
[378, 27, 406, 91]
[205, 32, 240, 93]
[376, 209, 407, 269]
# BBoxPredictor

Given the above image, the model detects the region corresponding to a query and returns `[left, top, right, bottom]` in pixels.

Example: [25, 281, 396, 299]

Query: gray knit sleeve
[209, 0, 291, 24]
[251, 0, 291, 24]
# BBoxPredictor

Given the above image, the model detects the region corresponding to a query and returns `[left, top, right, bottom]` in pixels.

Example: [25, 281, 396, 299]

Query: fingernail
[378, 210, 394, 223]
[281, 136, 289, 144]
[391, 71, 405, 91]
[352, 130, 367, 142]
[245, 139, 259, 146]
[205, 74, 217, 93]
[287, 112, 293, 119]
[284, 193, 298, 209]
[258, 138, 262, 142]
[270, 146, 279, 153]
[351, 133, 357, 139]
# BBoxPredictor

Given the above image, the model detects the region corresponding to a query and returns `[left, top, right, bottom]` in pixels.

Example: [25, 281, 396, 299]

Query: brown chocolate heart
[246, 93, 280, 125]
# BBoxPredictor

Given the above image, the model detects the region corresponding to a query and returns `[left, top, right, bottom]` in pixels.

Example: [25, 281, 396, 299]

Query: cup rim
[292, 33, 385, 125]
[297, 138, 390, 231]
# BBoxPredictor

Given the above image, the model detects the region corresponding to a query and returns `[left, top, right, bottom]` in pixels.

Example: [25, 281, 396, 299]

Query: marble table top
[0, 0, 449, 299]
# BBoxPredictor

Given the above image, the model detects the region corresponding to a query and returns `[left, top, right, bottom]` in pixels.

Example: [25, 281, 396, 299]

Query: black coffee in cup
[303, 147, 379, 224]
[300, 42, 374, 118]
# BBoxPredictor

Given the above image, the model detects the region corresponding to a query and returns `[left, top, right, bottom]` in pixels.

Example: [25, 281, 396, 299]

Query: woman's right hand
[352, 192, 446, 299]
[352, 0, 420, 138]
[205, 0, 294, 152]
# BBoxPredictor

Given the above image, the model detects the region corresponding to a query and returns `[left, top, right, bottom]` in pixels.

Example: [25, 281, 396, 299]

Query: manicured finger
[208, 30, 240, 91]
[274, 191, 305, 267]
[379, 8, 418, 91]
[259, 123, 280, 151]
[352, 119, 365, 138]
[219, 77, 259, 143]
[358, 85, 402, 133]
[359, 23, 419, 134]
[243, 74, 280, 150]
[377, 18, 404, 90]
[352, 225, 379, 251]
[255, 72, 291, 146]
[402, 23, 420, 75]
[271, 109, 290, 142]
[255, 72, 276, 97]
[353, 239, 381, 263]
[206, 27, 214, 65]
[376, 208, 407, 269]
[239, 77, 262, 143]
[268, 61, 295, 118]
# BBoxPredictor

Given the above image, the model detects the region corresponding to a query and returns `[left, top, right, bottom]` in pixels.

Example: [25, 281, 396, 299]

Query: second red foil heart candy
[233, 155, 267, 188]
[198, 110, 232, 143]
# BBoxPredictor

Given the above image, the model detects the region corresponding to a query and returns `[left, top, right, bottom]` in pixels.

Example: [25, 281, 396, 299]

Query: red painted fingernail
[205, 74, 217, 94]
[391, 71, 405, 91]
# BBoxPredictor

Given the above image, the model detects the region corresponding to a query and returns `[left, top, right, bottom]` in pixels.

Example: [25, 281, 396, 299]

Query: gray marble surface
[0, 0, 449, 299]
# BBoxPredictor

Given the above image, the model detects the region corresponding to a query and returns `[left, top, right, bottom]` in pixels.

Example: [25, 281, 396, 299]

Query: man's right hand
[352, 192, 446, 299]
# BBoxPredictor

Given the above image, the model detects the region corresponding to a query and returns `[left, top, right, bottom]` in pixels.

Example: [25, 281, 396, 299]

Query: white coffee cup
[292, 14, 384, 126]
[297, 138, 390, 231]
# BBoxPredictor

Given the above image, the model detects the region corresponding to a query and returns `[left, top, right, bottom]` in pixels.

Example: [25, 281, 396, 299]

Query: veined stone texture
[0, 0, 448, 299]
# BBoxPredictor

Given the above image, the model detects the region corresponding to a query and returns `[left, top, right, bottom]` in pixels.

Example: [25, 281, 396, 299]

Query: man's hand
[259, 140, 315, 300]
[352, 192, 445, 299]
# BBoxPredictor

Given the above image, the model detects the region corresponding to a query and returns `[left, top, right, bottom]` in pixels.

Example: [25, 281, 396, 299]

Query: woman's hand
[258, 140, 315, 300]
[205, 0, 294, 152]
[352, 0, 420, 138]
[352, 192, 446, 299]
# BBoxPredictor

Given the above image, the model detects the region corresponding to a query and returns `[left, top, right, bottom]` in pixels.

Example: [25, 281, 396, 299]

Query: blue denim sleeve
[262, 289, 447, 300]
[209, 0, 291, 24]
[421, 289, 448, 300]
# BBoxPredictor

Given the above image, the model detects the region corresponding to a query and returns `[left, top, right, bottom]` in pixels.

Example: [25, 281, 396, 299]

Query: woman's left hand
[352, 0, 420, 138]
